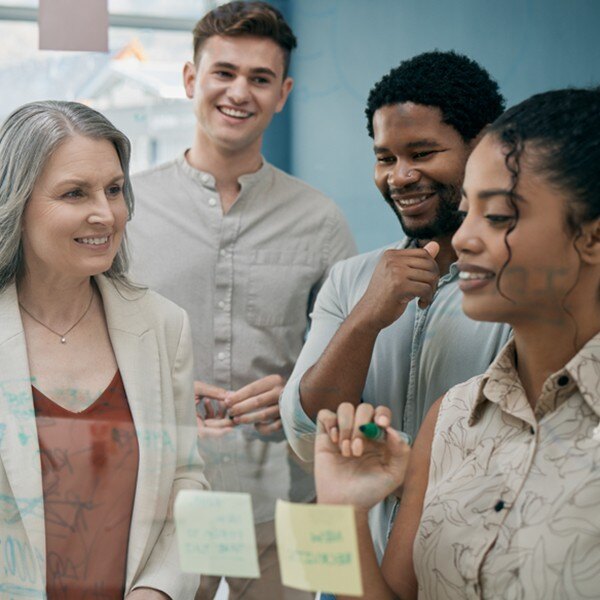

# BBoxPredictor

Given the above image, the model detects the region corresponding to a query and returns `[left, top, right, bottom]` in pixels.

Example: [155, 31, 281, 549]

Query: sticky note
[275, 500, 363, 596]
[175, 490, 260, 579]
[39, 0, 109, 52]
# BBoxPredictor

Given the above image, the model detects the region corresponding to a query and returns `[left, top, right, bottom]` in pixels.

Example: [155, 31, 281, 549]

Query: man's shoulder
[266, 163, 342, 212]
[330, 240, 405, 277]
[131, 158, 181, 188]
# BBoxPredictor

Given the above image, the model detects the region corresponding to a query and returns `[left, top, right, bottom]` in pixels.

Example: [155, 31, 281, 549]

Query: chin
[461, 297, 507, 324]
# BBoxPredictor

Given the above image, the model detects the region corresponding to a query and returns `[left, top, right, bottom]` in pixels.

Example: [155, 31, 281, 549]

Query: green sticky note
[175, 490, 260, 579]
[275, 500, 363, 596]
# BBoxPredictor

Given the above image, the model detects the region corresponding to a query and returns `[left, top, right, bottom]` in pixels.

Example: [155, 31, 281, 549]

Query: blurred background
[2, 0, 599, 251]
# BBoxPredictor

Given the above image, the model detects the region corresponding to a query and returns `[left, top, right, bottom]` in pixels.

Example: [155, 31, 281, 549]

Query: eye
[215, 70, 233, 79]
[107, 183, 123, 197]
[376, 155, 395, 164]
[485, 214, 516, 226]
[62, 188, 84, 199]
[252, 76, 270, 85]
[412, 150, 440, 160]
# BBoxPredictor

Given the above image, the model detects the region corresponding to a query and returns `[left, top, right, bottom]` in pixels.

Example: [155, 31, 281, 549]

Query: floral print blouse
[413, 333, 600, 599]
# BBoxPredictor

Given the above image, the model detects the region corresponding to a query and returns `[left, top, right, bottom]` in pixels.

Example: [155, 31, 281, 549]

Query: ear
[183, 61, 197, 100]
[274, 77, 294, 113]
[576, 217, 600, 265]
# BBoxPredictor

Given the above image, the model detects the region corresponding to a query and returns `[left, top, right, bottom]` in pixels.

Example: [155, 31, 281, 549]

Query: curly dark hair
[365, 50, 505, 141]
[488, 87, 600, 337]
[193, 1, 297, 78]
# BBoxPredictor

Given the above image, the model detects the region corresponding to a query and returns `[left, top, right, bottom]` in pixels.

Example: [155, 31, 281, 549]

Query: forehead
[197, 35, 286, 75]
[464, 135, 511, 189]
[372, 102, 463, 148]
[39, 136, 121, 182]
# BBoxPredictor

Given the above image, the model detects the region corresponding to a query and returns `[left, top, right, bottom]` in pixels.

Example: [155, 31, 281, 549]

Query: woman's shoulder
[98, 275, 187, 337]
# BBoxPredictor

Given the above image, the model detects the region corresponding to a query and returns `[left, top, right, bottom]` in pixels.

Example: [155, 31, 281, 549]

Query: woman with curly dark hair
[315, 87, 600, 600]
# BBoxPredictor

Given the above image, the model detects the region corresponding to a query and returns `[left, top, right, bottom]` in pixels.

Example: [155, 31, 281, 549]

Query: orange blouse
[33, 370, 139, 599]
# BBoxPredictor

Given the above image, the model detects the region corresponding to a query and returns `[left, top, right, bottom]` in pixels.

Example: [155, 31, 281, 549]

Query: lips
[457, 263, 496, 291]
[75, 234, 111, 249]
[217, 106, 253, 120]
[391, 192, 436, 216]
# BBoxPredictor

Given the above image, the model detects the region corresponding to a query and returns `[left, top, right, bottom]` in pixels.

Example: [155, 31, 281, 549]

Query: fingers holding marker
[350, 403, 375, 457]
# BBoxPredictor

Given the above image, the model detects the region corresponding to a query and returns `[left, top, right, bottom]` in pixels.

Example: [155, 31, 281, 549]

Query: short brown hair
[192, 1, 297, 78]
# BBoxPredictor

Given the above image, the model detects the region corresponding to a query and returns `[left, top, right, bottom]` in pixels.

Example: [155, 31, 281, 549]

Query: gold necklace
[19, 289, 95, 344]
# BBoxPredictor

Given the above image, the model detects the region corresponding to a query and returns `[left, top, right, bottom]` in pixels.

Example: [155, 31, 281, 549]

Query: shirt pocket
[245, 249, 320, 327]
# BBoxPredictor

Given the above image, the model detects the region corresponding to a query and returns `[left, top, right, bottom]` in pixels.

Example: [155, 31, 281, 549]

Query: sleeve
[131, 310, 210, 599]
[280, 263, 349, 462]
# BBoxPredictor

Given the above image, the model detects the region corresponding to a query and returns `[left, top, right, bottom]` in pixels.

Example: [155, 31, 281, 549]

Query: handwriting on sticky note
[275, 500, 363, 596]
[174, 490, 259, 579]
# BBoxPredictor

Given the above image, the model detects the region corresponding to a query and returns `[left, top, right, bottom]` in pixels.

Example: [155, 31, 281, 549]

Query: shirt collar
[469, 331, 600, 425]
[177, 151, 271, 191]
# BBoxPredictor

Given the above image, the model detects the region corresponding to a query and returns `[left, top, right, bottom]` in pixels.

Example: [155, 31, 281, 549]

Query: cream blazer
[0, 275, 208, 599]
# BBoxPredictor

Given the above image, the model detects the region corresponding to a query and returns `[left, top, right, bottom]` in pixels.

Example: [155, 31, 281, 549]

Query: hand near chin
[353, 241, 440, 332]
[315, 402, 411, 511]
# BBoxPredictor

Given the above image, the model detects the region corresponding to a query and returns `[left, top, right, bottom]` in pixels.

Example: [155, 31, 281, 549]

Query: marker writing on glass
[359, 423, 412, 445]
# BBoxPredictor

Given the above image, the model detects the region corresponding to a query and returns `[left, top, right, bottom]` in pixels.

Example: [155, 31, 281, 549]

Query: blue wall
[279, 0, 600, 251]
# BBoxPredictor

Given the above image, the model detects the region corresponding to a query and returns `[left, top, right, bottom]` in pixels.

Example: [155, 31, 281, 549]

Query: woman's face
[21, 135, 128, 284]
[452, 134, 581, 327]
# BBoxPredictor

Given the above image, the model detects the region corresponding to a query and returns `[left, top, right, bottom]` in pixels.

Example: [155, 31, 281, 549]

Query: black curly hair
[487, 87, 600, 340]
[365, 50, 505, 141]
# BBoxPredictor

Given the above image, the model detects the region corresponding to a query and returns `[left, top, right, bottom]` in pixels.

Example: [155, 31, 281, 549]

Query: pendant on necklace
[61, 337, 66, 344]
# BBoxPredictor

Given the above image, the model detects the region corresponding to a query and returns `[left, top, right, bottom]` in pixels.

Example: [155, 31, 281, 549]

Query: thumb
[423, 241, 440, 259]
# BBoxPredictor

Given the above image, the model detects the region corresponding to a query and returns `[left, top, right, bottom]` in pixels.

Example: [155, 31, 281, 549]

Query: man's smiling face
[373, 102, 473, 240]
[184, 34, 293, 157]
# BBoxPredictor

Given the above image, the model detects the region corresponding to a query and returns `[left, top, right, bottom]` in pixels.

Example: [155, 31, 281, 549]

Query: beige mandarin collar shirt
[414, 332, 600, 599]
[129, 154, 356, 523]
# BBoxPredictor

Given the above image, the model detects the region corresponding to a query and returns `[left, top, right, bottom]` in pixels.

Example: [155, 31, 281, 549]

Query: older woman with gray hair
[0, 101, 208, 599]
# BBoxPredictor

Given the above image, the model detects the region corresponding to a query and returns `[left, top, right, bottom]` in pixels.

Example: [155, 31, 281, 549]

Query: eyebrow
[461, 188, 526, 202]
[373, 139, 443, 153]
[213, 61, 277, 79]
[56, 174, 125, 187]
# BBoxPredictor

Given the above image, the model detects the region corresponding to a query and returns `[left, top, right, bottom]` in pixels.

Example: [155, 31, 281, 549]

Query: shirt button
[494, 500, 505, 512]
[220, 249, 227, 257]
[217, 352, 226, 361]
[208, 197, 217, 207]
[223, 455, 231, 463]
[557, 375, 570, 387]
[529, 426, 535, 435]
[201, 173, 210, 184]
[218, 300, 226, 309]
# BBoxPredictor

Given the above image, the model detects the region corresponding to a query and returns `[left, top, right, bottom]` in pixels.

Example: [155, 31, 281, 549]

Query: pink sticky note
[39, 0, 109, 52]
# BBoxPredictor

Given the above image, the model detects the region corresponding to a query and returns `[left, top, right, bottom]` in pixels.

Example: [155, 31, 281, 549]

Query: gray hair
[0, 100, 135, 292]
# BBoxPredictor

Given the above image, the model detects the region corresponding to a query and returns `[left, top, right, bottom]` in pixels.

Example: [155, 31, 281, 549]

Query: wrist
[346, 305, 385, 337]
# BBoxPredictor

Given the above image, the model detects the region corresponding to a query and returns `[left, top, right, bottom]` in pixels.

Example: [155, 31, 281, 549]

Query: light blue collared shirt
[280, 238, 511, 561]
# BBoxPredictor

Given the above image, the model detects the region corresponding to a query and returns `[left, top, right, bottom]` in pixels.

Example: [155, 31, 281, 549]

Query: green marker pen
[359, 423, 412, 445]
[359, 422, 386, 441]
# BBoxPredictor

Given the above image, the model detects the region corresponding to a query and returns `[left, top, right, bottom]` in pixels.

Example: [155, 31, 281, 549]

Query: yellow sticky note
[175, 490, 260, 579]
[275, 500, 363, 597]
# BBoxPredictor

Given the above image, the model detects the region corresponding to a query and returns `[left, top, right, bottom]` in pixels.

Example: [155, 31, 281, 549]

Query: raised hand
[353, 241, 440, 333]
[315, 402, 410, 511]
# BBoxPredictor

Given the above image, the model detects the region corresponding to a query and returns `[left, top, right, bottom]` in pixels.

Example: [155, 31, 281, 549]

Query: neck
[417, 233, 457, 276]
[512, 301, 600, 406]
[17, 273, 94, 323]
[187, 129, 263, 213]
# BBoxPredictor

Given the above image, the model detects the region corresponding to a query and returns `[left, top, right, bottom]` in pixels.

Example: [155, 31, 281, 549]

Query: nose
[388, 161, 420, 189]
[227, 76, 250, 104]
[87, 192, 115, 228]
[452, 210, 484, 256]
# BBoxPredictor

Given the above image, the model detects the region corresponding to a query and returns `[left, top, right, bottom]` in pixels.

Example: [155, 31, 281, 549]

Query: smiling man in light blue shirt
[280, 51, 512, 565]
